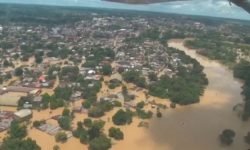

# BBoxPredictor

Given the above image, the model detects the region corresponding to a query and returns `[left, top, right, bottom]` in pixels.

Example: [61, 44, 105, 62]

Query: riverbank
[148, 39, 249, 150]
[0, 39, 249, 150]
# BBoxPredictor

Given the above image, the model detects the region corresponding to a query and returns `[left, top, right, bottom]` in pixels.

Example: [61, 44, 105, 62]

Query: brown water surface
[146, 39, 250, 150]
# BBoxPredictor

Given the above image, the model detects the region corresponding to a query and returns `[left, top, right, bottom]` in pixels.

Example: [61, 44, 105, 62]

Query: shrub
[55, 132, 67, 143]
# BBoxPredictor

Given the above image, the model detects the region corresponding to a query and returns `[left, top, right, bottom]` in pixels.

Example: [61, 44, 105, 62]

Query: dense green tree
[9, 121, 27, 139]
[108, 127, 124, 140]
[41, 93, 50, 109]
[219, 129, 236, 146]
[83, 118, 93, 128]
[88, 106, 105, 118]
[233, 61, 250, 120]
[136, 101, 145, 109]
[35, 55, 43, 64]
[101, 64, 112, 76]
[54, 86, 72, 101]
[136, 109, 153, 119]
[88, 120, 105, 140]
[14, 67, 23, 76]
[0, 138, 41, 150]
[112, 109, 133, 125]
[59, 48, 70, 59]
[60, 66, 79, 82]
[33, 120, 45, 128]
[122, 70, 146, 88]
[50, 97, 64, 109]
[73, 121, 89, 144]
[58, 116, 71, 130]
[79, 131, 89, 144]
[82, 101, 92, 109]
[88, 135, 111, 150]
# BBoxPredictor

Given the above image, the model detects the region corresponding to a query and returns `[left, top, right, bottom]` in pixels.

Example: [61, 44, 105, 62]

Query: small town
[0, 4, 250, 150]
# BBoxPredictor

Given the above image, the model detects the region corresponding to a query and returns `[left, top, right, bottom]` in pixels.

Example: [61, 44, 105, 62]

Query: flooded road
[146, 39, 250, 150]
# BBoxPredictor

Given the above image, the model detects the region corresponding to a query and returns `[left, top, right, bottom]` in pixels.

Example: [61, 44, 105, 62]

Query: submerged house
[14, 109, 32, 122]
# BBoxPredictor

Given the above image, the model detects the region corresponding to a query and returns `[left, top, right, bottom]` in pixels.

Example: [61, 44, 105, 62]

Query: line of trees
[0, 121, 41, 150]
[233, 60, 250, 120]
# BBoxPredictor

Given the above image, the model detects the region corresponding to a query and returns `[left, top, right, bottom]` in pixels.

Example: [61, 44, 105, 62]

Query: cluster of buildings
[0, 10, 248, 134]
[0, 109, 32, 132]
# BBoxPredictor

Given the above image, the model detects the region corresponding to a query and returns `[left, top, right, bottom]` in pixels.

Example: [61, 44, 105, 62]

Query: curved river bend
[146, 39, 250, 150]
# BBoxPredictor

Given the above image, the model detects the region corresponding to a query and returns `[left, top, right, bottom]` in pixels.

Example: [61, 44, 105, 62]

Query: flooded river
[145, 39, 250, 150]
[1, 39, 249, 150]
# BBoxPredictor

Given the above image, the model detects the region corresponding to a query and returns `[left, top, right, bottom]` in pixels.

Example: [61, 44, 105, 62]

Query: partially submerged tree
[219, 129, 236, 146]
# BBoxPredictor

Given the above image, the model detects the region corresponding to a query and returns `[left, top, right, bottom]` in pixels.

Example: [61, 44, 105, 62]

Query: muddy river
[145, 39, 250, 150]
[1, 39, 248, 150]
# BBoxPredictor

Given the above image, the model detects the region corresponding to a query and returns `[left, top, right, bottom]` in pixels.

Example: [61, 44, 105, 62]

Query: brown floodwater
[1, 40, 249, 150]
[145, 39, 250, 150]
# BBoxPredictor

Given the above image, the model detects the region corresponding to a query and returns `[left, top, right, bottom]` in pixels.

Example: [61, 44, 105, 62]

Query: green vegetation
[101, 64, 112, 76]
[233, 61, 250, 120]
[84, 47, 115, 68]
[59, 66, 79, 82]
[88, 101, 117, 118]
[112, 109, 133, 125]
[1, 121, 40, 150]
[50, 98, 64, 110]
[14, 67, 23, 76]
[73, 122, 88, 144]
[185, 39, 238, 64]
[88, 135, 111, 150]
[88, 106, 105, 118]
[122, 70, 146, 88]
[40, 93, 65, 110]
[54, 86, 73, 100]
[88, 120, 105, 140]
[149, 48, 208, 105]
[148, 72, 158, 82]
[58, 116, 71, 130]
[108, 79, 122, 89]
[136, 109, 153, 119]
[58, 109, 73, 130]
[136, 101, 145, 109]
[33, 120, 46, 128]
[41, 93, 50, 109]
[219, 129, 236, 146]
[84, 118, 93, 128]
[74, 119, 105, 141]
[55, 132, 68, 143]
[9, 121, 27, 139]
[108, 127, 124, 140]
[0, 138, 41, 150]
